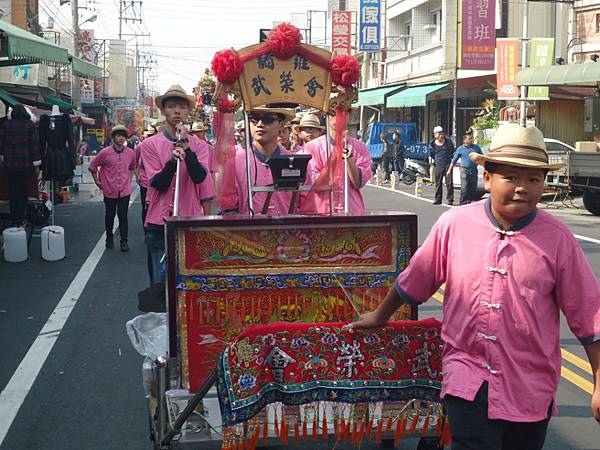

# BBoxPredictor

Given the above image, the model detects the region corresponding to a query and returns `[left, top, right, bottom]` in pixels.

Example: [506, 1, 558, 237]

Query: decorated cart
[141, 24, 449, 450]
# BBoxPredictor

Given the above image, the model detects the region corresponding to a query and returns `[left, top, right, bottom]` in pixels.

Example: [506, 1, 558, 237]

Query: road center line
[0, 191, 138, 445]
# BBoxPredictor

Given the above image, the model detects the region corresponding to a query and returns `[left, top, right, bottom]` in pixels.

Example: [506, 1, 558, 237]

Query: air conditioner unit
[423, 24, 437, 30]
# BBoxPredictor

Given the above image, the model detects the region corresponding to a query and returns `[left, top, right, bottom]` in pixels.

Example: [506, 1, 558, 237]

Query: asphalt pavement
[0, 182, 599, 450]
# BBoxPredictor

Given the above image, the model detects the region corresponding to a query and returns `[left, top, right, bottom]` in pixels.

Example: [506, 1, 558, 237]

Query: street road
[0, 183, 599, 450]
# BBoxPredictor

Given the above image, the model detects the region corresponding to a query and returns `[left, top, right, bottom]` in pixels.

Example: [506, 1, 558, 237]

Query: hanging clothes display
[39, 108, 76, 182]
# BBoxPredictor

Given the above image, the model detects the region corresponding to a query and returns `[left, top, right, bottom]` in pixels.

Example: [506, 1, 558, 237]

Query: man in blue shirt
[447, 133, 483, 205]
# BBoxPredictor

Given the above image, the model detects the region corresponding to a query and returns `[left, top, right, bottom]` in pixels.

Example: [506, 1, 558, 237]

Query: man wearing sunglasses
[220, 106, 314, 215]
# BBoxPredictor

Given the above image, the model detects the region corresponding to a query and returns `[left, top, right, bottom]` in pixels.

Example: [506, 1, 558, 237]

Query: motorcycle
[401, 158, 431, 185]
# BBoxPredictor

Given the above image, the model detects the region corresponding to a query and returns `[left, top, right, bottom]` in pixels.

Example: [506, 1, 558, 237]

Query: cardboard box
[575, 141, 597, 152]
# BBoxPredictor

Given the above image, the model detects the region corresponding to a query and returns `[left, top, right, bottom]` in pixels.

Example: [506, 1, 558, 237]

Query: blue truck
[364, 122, 430, 162]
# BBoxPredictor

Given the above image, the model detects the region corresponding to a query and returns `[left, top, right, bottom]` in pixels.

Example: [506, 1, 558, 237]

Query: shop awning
[71, 56, 102, 79]
[355, 83, 406, 106]
[387, 82, 449, 108]
[0, 90, 20, 106]
[516, 63, 600, 87]
[0, 19, 70, 67]
[43, 95, 76, 111]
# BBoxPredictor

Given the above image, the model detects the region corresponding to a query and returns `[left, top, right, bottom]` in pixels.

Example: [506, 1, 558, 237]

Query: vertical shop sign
[496, 39, 520, 100]
[528, 38, 554, 100]
[332, 11, 352, 55]
[359, 0, 380, 52]
[461, 0, 496, 69]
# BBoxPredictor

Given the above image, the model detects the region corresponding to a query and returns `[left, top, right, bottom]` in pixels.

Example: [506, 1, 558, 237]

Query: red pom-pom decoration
[331, 55, 360, 87]
[211, 49, 243, 83]
[218, 96, 236, 113]
[267, 23, 302, 59]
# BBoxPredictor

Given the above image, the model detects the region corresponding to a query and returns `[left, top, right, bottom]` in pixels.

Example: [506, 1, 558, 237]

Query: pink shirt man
[220, 145, 314, 216]
[395, 199, 600, 422]
[134, 144, 148, 189]
[304, 135, 372, 214]
[89, 145, 136, 199]
[142, 132, 215, 227]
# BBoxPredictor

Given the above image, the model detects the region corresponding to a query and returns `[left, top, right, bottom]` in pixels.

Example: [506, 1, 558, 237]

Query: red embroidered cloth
[217, 318, 443, 426]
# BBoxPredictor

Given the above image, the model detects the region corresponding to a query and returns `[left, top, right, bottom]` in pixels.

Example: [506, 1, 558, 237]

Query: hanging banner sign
[237, 43, 332, 112]
[359, 0, 381, 52]
[332, 11, 352, 56]
[461, 0, 496, 70]
[528, 38, 554, 101]
[496, 38, 520, 100]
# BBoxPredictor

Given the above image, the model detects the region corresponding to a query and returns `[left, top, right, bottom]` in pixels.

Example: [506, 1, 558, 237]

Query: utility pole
[119, 0, 143, 40]
[519, 1, 529, 127]
[71, 0, 81, 106]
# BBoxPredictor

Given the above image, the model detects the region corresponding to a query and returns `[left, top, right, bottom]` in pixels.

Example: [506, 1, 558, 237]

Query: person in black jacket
[393, 131, 405, 172]
[380, 132, 394, 182]
[0, 104, 42, 225]
[429, 126, 455, 205]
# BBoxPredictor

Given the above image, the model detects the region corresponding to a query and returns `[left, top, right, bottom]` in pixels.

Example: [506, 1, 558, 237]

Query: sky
[38, 0, 330, 95]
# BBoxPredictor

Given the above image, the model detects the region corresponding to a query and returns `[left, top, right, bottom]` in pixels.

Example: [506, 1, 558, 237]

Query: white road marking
[366, 184, 600, 245]
[0, 191, 138, 445]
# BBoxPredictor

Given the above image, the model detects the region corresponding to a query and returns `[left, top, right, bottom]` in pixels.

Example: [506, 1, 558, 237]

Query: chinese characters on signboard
[461, 0, 496, 70]
[496, 39, 520, 100]
[528, 38, 554, 100]
[79, 29, 95, 104]
[332, 11, 352, 56]
[359, 0, 380, 52]
[237, 44, 332, 111]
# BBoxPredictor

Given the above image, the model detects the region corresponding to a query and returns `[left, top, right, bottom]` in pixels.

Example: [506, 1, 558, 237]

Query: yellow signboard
[237, 43, 332, 111]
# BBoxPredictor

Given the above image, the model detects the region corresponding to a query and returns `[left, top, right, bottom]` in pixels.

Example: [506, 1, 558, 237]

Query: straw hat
[155, 84, 195, 111]
[250, 106, 295, 122]
[191, 121, 208, 132]
[111, 124, 130, 138]
[470, 123, 563, 171]
[143, 124, 157, 137]
[299, 113, 325, 130]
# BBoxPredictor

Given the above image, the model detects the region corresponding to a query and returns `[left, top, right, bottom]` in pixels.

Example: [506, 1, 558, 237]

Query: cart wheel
[417, 436, 444, 449]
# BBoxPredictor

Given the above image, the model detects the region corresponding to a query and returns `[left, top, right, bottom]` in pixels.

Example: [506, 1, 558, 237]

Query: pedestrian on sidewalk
[380, 132, 394, 182]
[141, 85, 214, 285]
[447, 132, 483, 205]
[89, 125, 136, 252]
[429, 126, 455, 205]
[392, 131, 405, 173]
[0, 103, 42, 226]
[352, 123, 600, 450]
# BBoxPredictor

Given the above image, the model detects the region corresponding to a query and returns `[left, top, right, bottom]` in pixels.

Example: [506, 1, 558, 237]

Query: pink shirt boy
[142, 132, 215, 227]
[220, 145, 314, 216]
[88, 145, 136, 199]
[395, 199, 600, 422]
[304, 135, 372, 214]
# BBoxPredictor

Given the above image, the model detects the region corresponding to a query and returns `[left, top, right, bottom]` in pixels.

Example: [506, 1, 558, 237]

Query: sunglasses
[249, 115, 280, 125]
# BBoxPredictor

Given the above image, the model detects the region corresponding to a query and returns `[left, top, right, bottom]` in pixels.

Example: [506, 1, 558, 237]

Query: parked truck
[547, 150, 600, 216]
[363, 122, 430, 164]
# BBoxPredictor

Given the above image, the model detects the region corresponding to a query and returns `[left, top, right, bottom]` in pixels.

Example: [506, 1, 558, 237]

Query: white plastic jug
[2, 227, 28, 262]
[41, 225, 65, 261]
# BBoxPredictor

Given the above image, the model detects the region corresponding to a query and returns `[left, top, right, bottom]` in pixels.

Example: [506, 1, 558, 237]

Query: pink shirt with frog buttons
[142, 132, 215, 227]
[395, 199, 600, 422]
[88, 145, 136, 199]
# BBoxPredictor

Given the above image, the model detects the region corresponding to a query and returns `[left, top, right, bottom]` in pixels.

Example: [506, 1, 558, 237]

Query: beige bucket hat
[155, 84, 195, 111]
[111, 124, 130, 138]
[470, 123, 563, 171]
[299, 113, 325, 130]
